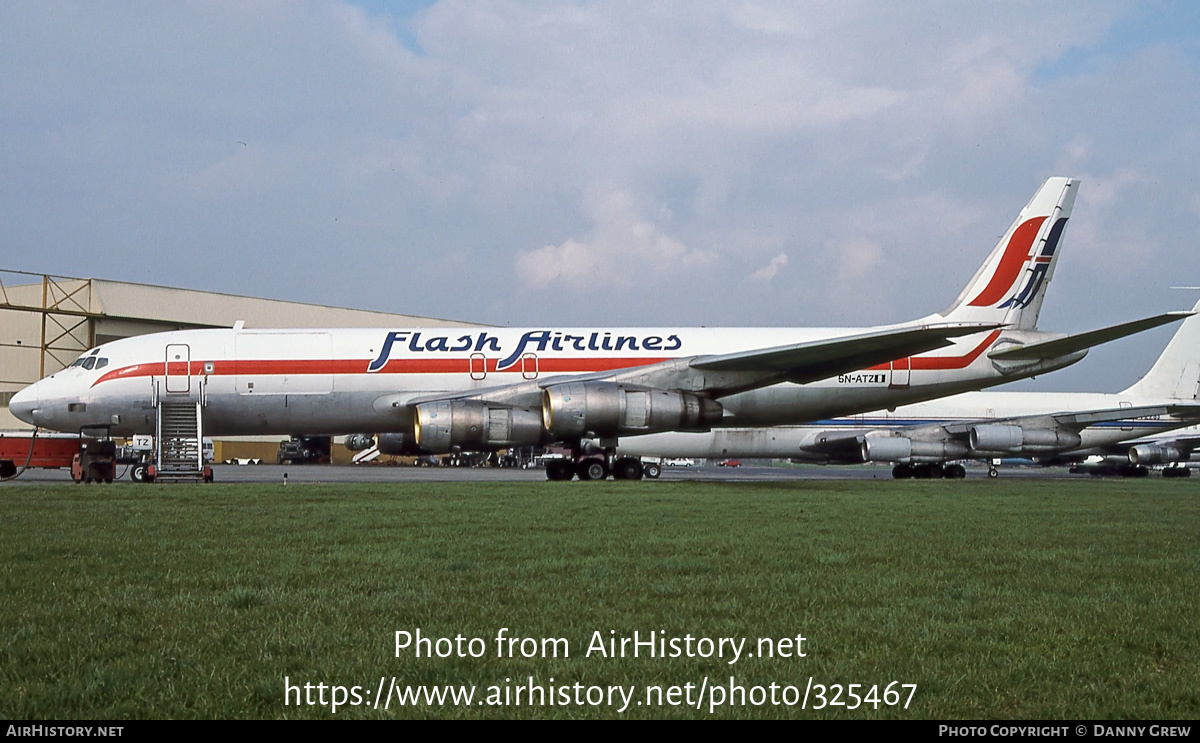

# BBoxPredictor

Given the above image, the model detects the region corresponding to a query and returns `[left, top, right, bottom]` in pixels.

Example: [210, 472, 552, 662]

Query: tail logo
[967, 216, 1067, 308]
[999, 217, 1068, 309]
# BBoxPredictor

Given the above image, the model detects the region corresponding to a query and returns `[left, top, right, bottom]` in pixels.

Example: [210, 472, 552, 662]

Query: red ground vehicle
[0, 431, 80, 479]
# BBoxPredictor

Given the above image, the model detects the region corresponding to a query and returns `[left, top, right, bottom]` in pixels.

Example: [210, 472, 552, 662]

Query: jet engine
[413, 400, 543, 453]
[344, 434, 375, 452]
[541, 381, 723, 440]
[1128, 443, 1189, 465]
[861, 435, 968, 463]
[377, 432, 421, 455]
[344, 432, 422, 455]
[969, 424, 1081, 453]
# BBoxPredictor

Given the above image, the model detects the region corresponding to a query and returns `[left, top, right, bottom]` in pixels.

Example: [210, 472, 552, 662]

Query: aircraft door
[470, 353, 487, 381]
[164, 344, 191, 394]
[521, 353, 538, 380]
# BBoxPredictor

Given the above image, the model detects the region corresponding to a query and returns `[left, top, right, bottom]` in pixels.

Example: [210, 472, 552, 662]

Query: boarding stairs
[151, 378, 211, 483]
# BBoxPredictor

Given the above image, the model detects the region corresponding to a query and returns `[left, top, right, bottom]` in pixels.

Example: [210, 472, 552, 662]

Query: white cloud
[516, 189, 713, 289]
[747, 252, 789, 283]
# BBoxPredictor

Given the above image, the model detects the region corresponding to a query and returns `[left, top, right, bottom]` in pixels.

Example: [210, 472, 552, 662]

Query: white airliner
[614, 299, 1200, 479]
[7, 177, 1185, 481]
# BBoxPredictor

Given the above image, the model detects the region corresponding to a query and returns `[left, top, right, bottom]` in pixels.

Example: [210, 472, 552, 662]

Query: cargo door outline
[470, 353, 487, 381]
[164, 344, 191, 394]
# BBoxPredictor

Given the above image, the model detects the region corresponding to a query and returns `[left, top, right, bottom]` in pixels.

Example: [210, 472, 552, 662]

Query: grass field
[1, 479, 1197, 719]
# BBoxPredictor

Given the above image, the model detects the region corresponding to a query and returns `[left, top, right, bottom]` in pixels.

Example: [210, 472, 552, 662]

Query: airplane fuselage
[12, 324, 1075, 439]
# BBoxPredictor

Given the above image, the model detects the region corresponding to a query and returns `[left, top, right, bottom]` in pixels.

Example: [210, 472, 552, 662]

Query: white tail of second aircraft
[936, 177, 1079, 331]
[1120, 298, 1200, 401]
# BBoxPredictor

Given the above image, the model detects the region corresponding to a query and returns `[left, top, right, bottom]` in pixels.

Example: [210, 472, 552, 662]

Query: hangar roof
[83, 278, 481, 330]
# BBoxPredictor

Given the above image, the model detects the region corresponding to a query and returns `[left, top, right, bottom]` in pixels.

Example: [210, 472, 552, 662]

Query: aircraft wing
[689, 322, 1002, 384]
[940, 403, 1200, 435]
[987, 312, 1191, 361]
[1114, 434, 1200, 452]
[801, 403, 1200, 461]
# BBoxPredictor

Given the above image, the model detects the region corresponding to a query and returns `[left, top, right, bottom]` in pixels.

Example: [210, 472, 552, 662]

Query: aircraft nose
[8, 384, 39, 425]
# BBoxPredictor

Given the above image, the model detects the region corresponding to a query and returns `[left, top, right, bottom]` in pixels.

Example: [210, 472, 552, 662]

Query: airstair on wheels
[148, 343, 213, 484]
[152, 400, 211, 482]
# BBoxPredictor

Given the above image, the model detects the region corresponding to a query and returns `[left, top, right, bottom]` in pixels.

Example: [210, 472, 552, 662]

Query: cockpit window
[69, 355, 108, 371]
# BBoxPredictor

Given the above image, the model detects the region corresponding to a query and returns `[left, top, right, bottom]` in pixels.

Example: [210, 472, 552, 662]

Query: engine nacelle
[344, 434, 376, 452]
[861, 436, 968, 463]
[377, 432, 420, 456]
[541, 382, 723, 440]
[413, 400, 543, 453]
[969, 424, 1081, 453]
[1129, 443, 1188, 465]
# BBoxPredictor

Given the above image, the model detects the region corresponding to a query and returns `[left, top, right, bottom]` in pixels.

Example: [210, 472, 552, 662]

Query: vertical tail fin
[938, 177, 1079, 330]
[1121, 298, 1200, 400]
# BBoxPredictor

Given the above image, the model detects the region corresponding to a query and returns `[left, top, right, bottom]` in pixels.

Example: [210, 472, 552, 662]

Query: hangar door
[235, 332, 333, 395]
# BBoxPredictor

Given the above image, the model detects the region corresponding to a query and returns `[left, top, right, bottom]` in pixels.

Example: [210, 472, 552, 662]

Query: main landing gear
[891, 462, 967, 480]
[545, 448, 648, 481]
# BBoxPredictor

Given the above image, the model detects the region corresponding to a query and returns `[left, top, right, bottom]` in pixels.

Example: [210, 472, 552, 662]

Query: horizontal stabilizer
[986, 312, 1192, 361]
[691, 322, 1002, 384]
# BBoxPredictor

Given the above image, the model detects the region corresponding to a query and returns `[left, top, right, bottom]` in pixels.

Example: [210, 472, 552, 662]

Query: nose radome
[8, 384, 38, 425]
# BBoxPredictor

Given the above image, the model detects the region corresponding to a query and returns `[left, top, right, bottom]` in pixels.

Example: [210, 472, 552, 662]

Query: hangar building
[0, 269, 479, 462]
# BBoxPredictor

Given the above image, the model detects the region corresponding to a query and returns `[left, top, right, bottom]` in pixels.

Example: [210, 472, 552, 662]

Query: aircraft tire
[545, 460, 574, 481]
[613, 457, 643, 480]
[891, 464, 912, 479]
[577, 459, 609, 481]
[987, 468, 999, 479]
[643, 462, 661, 479]
[945, 464, 967, 479]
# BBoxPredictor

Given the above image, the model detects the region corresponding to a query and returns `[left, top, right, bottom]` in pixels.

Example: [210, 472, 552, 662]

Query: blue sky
[2, 1, 1199, 392]
[1033, 1, 1200, 80]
